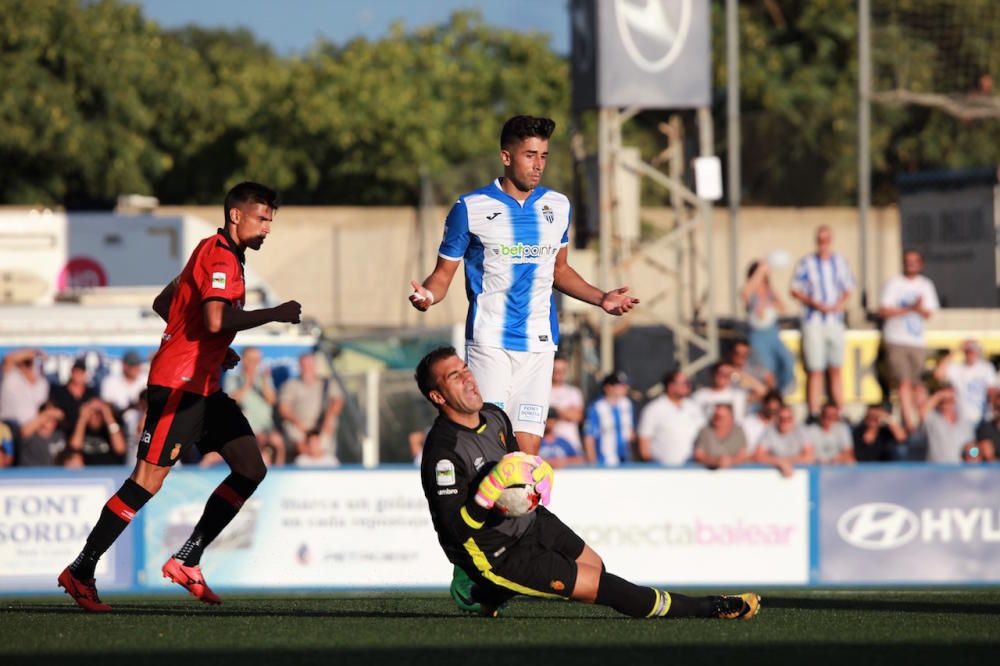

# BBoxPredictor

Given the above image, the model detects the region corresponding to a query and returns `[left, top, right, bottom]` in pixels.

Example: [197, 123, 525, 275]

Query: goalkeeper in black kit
[416, 346, 761, 619]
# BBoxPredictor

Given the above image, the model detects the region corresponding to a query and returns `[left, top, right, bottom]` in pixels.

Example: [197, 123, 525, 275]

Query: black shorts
[138, 385, 254, 467]
[466, 508, 585, 601]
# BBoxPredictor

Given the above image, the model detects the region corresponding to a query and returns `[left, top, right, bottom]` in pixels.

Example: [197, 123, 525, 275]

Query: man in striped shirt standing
[790, 225, 855, 418]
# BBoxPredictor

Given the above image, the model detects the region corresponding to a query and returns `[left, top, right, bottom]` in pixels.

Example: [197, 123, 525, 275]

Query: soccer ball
[495, 483, 540, 517]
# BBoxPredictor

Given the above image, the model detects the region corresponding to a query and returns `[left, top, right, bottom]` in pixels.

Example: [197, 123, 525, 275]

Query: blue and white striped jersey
[438, 179, 571, 352]
[584, 397, 634, 467]
[790, 252, 855, 324]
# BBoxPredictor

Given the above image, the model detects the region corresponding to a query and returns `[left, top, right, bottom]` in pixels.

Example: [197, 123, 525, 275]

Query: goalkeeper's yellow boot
[710, 593, 761, 620]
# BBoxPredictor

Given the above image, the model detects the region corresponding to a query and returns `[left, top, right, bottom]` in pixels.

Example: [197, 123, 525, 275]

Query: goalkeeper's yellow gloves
[474, 452, 554, 510]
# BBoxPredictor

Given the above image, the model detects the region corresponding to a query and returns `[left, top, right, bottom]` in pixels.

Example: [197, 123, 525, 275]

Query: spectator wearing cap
[692, 362, 748, 424]
[0, 348, 50, 428]
[933, 339, 997, 427]
[693, 403, 749, 470]
[583, 371, 635, 467]
[790, 225, 855, 417]
[637, 369, 705, 465]
[100, 350, 148, 414]
[49, 358, 97, 437]
[539, 408, 584, 468]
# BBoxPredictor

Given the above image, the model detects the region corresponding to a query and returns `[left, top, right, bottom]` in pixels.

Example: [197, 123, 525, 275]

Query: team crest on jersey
[542, 205, 554, 224]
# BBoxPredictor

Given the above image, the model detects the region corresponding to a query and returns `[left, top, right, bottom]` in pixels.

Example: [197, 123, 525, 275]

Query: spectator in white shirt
[692, 362, 748, 424]
[933, 339, 996, 427]
[742, 390, 783, 455]
[790, 225, 855, 417]
[549, 357, 584, 455]
[637, 369, 705, 465]
[0, 349, 50, 428]
[100, 350, 148, 413]
[879, 250, 939, 432]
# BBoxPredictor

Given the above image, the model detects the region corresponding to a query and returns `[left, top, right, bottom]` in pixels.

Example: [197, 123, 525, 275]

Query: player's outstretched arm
[552, 247, 639, 315]
[204, 300, 302, 334]
[409, 257, 460, 312]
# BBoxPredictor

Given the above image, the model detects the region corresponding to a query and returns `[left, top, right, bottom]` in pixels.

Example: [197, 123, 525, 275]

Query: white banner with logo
[137, 467, 808, 589]
[141, 469, 452, 588]
[550, 469, 810, 585]
[0, 473, 134, 590]
[819, 467, 1000, 583]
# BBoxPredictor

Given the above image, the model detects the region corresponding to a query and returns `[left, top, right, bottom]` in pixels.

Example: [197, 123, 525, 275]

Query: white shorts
[802, 320, 846, 371]
[466, 344, 554, 437]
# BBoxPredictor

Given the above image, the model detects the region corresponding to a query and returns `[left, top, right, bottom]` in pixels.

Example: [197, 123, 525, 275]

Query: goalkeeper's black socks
[70, 479, 153, 580]
[174, 473, 260, 566]
[595, 570, 713, 618]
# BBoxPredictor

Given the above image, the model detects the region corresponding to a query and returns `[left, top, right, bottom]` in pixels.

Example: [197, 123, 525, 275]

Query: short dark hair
[762, 389, 784, 405]
[662, 367, 684, 388]
[415, 346, 459, 404]
[224, 181, 279, 224]
[500, 115, 556, 150]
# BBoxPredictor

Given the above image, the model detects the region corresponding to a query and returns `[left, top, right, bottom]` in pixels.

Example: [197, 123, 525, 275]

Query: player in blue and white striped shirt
[790, 225, 855, 417]
[410, 115, 638, 456]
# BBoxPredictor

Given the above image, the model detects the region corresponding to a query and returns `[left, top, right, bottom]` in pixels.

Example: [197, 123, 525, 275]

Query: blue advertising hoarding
[818, 466, 1000, 583]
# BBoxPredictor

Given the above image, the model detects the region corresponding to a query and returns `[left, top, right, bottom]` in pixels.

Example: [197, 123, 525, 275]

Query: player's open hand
[221, 347, 240, 370]
[601, 287, 640, 316]
[273, 300, 302, 324]
[408, 280, 434, 312]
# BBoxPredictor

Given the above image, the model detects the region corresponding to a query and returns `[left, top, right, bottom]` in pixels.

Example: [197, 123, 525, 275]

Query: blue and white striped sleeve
[560, 203, 572, 246]
[584, 402, 600, 440]
[790, 257, 811, 294]
[838, 255, 856, 293]
[438, 199, 470, 261]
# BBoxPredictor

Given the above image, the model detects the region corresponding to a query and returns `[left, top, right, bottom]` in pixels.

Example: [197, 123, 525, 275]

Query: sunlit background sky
[129, 0, 571, 55]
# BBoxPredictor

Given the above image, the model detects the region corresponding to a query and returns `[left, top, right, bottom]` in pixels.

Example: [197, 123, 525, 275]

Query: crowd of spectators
[556, 228, 999, 472]
[3, 228, 998, 474]
[0, 347, 343, 470]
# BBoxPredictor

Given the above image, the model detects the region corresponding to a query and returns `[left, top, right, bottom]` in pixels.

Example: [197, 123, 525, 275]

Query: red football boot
[161, 557, 222, 605]
[58, 567, 112, 613]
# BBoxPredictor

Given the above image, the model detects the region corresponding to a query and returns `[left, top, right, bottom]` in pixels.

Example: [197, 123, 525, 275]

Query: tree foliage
[1, 0, 997, 207]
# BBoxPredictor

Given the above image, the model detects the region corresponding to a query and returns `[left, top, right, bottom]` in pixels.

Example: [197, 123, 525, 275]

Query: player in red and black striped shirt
[59, 182, 302, 612]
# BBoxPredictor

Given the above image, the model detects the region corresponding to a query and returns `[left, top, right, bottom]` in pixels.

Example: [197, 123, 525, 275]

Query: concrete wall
[156, 204, 905, 329]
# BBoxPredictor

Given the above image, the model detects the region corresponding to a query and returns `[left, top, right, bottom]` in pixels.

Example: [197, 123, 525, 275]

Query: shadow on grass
[0, 602, 612, 621]
[3, 645, 996, 666]
[764, 595, 1000, 616]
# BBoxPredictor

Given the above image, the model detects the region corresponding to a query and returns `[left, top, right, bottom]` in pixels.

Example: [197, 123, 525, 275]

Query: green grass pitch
[2, 589, 998, 665]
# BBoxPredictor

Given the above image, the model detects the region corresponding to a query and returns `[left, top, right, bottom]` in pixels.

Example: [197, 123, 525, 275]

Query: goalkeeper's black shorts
[465, 507, 585, 601]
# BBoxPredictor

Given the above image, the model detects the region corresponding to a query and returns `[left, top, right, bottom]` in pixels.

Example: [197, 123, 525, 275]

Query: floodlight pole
[858, 0, 871, 310]
[598, 107, 617, 374]
[726, 0, 741, 317]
